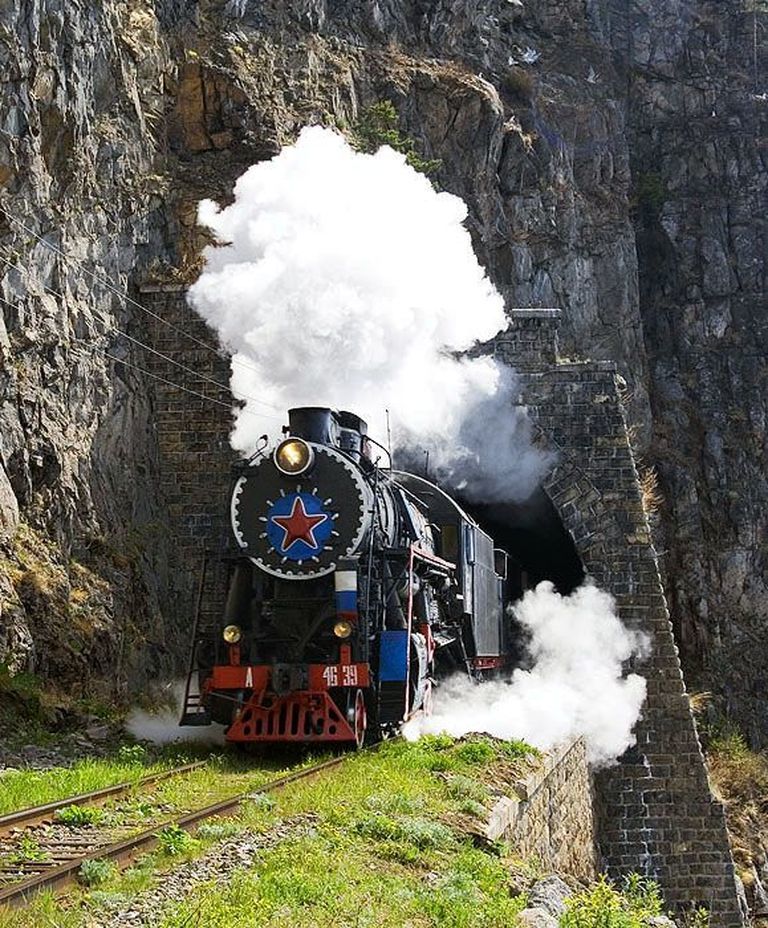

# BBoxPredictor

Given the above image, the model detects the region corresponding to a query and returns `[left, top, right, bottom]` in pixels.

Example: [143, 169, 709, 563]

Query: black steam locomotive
[181, 407, 513, 747]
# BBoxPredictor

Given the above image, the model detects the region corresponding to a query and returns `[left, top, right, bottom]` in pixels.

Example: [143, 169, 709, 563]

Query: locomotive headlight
[274, 438, 314, 476]
[223, 624, 242, 644]
[333, 620, 354, 639]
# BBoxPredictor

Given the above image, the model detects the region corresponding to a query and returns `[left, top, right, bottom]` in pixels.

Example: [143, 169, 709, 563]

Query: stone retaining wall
[496, 310, 742, 926]
[486, 738, 598, 884]
[138, 285, 235, 643]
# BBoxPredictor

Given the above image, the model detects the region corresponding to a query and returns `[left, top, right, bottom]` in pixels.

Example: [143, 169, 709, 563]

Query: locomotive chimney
[288, 407, 337, 445]
[337, 410, 369, 461]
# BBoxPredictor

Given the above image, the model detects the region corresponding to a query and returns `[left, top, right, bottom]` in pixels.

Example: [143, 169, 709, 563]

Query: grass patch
[562, 874, 664, 928]
[159, 736, 534, 927]
[0, 756, 168, 816]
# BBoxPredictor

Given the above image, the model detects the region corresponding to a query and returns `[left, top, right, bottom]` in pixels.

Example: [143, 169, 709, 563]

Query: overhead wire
[0, 289, 283, 423]
[0, 202, 281, 404]
[70, 339, 250, 415]
[0, 253, 282, 416]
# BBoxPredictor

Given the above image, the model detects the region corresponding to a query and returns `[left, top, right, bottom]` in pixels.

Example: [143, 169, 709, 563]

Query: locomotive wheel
[346, 688, 367, 749]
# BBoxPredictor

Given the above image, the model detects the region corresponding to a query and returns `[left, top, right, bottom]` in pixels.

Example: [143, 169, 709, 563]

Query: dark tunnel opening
[458, 487, 585, 599]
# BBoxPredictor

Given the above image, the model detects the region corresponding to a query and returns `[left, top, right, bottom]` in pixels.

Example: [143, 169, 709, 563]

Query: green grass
[159, 736, 533, 928]
[0, 741, 305, 818]
[562, 874, 665, 928]
[0, 757, 170, 816]
[0, 737, 535, 928]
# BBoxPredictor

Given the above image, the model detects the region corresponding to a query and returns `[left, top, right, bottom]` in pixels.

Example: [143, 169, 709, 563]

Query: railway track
[0, 754, 348, 909]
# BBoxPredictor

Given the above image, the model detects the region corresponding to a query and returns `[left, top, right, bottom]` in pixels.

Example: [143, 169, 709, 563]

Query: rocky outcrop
[0, 0, 765, 735]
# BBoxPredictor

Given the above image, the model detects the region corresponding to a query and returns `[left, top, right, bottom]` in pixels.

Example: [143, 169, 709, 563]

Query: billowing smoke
[125, 684, 225, 746]
[188, 126, 550, 501]
[403, 582, 649, 766]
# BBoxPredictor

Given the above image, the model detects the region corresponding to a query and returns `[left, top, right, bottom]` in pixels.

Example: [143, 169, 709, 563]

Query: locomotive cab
[392, 472, 512, 675]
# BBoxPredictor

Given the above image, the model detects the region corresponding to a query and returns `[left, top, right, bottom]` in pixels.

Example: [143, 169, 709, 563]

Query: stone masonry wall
[486, 738, 597, 885]
[138, 285, 235, 650]
[494, 310, 742, 926]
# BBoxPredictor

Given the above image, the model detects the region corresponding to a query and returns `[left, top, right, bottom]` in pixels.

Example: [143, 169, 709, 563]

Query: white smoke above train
[188, 125, 549, 503]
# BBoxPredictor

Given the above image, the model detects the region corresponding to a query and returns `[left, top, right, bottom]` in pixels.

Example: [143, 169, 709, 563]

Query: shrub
[55, 804, 105, 826]
[350, 101, 442, 176]
[561, 874, 663, 928]
[633, 172, 667, 215]
[79, 858, 116, 887]
[503, 68, 535, 100]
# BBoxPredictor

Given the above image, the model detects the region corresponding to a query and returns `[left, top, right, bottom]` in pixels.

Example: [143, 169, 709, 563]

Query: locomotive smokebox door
[231, 441, 373, 580]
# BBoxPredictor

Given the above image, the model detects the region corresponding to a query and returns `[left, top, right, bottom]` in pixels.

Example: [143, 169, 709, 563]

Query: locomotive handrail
[409, 545, 456, 572]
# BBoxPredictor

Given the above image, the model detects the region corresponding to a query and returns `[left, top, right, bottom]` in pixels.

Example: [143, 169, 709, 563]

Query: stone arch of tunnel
[138, 288, 743, 927]
[461, 488, 586, 598]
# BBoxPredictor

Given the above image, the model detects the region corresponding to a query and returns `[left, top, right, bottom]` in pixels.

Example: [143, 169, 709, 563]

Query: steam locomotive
[181, 407, 514, 747]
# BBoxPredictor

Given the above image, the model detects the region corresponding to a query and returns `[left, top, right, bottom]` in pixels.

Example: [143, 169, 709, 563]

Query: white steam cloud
[188, 126, 550, 501]
[403, 581, 649, 766]
[125, 684, 225, 746]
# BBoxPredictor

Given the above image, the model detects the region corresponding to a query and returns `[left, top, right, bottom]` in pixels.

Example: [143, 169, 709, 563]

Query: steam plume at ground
[125, 683, 225, 746]
[403, 582, 649, 766]
[188, 126, 550, 501]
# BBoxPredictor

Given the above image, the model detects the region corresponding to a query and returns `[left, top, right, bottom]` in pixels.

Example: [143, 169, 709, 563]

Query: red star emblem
[271, 497, 328, 551]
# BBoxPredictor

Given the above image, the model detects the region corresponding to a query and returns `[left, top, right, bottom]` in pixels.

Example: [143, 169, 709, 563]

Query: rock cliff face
[0, 1, 765, 728]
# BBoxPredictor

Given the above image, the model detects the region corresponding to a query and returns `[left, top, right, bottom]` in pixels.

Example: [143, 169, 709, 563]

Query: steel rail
[0, 753, 349, 909]
[0, 761, 207, 837]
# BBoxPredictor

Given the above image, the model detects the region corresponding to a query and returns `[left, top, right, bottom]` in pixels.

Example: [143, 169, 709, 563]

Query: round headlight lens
[274, 438, 314, 476]
[223, 624, 242, 644]
[333, 620, 354, 639]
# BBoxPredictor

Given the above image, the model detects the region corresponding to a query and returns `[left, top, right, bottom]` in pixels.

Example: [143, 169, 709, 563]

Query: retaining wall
[486, 738, 597, 884]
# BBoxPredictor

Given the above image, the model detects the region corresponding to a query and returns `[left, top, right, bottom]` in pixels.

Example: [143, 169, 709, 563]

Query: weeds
[55, 804, 104, 826]
[354, 812, 455, 849]
[444, 773, 491, 804]
[117, 743, 147, 763]
[5, 835, 49, 865]
[78, 858, 116, 887]
[156, 824, 195, 856]
[562, 874, 663, 928]
[196, 821, 242, 841]
[638, 465, 663, 516]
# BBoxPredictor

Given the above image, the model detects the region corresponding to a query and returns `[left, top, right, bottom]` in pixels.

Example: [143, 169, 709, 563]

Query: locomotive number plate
[310, 662, 370, 689]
